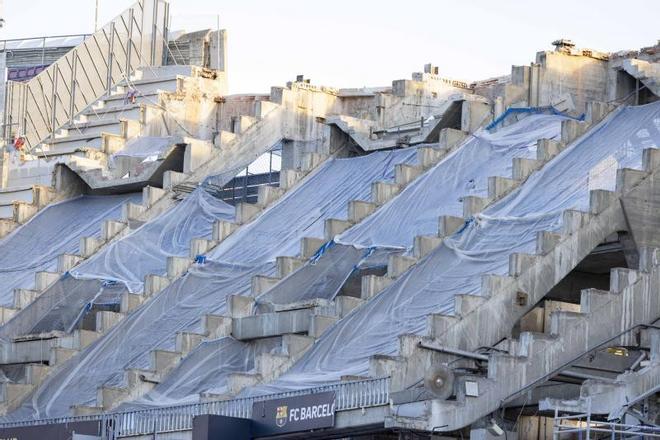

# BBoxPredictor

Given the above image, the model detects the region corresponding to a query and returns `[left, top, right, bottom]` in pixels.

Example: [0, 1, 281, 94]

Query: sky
[1, 0, 658, 94]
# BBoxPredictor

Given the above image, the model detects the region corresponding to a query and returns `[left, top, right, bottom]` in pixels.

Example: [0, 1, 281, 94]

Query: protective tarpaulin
[207, 149, 418, 265]
[255, 244, 393, 310]
[0, 194, 139, 307]
[245, 102, 660, 395]
[70, 188, 235, 293]
[8, 148, 418, 419]
[110, 136, 181, 160]
[119, 336, 280, 409]
[101, 114, 571, 406]
[0, 189, 233, 339]
[338, 114, 566, 249]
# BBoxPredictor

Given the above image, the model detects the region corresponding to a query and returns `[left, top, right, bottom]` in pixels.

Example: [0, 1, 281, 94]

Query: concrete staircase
[386, 264, 660, 432]
[0, 66, 224, 240]
[326, 96, 485, 152]
[359, 101, 614, 300]
[367, 147, 660, 432]
[243, 129, 466, 317]
[66, 149, 331, 414]
[172, 102, 617, 404]
[541, 326, 660, 419]
[0, 86, 316, 414]
[623, 59, 660, 97]
[0, 92, 291, 337]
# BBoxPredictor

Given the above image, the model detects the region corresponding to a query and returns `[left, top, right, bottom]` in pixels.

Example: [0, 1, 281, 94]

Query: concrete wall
[533, 51, 609, 114]
[216, 95, 270, 133]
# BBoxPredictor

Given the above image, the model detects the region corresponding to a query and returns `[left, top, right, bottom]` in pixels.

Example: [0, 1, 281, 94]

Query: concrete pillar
[0, 151, 9, 189]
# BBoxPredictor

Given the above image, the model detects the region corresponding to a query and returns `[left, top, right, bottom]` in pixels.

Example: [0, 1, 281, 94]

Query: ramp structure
[0, 3, 657, 438]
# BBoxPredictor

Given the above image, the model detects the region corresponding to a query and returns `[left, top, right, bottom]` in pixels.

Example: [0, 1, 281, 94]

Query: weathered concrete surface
[387, 262, 659, 432]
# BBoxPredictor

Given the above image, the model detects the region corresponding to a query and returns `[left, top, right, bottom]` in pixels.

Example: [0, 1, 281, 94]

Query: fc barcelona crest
[275, 405, 288, 427]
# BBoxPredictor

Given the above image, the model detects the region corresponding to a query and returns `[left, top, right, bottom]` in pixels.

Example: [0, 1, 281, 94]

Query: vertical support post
[244, 165, 249, 201]
[41, 37, 46, 66]
[2, 81, 10, 145]
[126, 8, 134, 76]
[269, 150, 273, 185]
[50, 67, 58, 143]
[107, 22, 116, 95]
[586, 397, 592, 440]
[21, 83, 27, 144]
[69, 51, 78, 124]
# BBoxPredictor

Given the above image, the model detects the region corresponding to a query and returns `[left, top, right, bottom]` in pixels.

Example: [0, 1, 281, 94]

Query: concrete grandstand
[0, 1, 658, 439]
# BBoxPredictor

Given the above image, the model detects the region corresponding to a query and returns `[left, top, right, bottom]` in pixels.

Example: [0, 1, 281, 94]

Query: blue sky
[2, 0, 658, 93]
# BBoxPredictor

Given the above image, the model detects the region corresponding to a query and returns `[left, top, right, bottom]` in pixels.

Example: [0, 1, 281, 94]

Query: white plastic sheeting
[120, 114, 569, 404]
[109, 136, 182, 168]
[259, 114, 565, 308]
[0, 194, 139, 307]
[8, 149, 418, 419]
[70, 188, 235, 293]
[111, 136, 181, 160]
[247, 102, 660, 394]
[338, 114, 566, 249]
[207, 149, 417, 265]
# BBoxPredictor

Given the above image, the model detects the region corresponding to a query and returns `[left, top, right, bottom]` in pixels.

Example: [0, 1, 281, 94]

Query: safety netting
[7, 148, 417, 419]
[0, 194, 139, 307]
[245, 102, 660, 395]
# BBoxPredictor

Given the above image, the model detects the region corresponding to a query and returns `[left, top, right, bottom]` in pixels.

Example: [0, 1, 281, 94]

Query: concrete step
[256, 185, 284, 207]
[438, 215, 465, 238]
[166, 256, 192, 279]
[13, 288, 40, 309]
[251, 275, 281, 295]
[236, 202, 262, 224]
[142, 186, 166, 208]
[371, 181, 401, 206]
[395, 164, 423, 186]
[276, 256, 305, 278]
[35, 271, 60, 291]
[324, 218, 353, 242]
[101, 219, 127, 241]
[143, 274, 170, 297]
[213, 220, 238, 242]
[389, 260, 658, 431]
[361, 274, 392, 299]
[417, 146, 449, 170]
[300, 237, 325, 260]
[387, 254, 417, 278]
[189, 238, 217, 258]
[56, 253, 83, 272]
[348, 200, 377, 223]
[412, 234, 443, 259]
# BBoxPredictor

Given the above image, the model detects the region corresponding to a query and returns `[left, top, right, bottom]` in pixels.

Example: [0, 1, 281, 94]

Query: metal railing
[2, 0, 169, 151]
[553, 399, 660, 439]
[0, 377, 390, 438]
